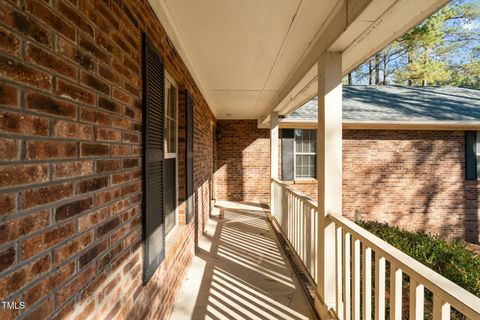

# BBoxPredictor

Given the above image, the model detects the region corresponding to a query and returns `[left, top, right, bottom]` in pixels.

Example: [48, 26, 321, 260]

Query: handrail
[329, 213, 480, 320]
[271, 178, 317, 208]
[270, 178, 480, 320]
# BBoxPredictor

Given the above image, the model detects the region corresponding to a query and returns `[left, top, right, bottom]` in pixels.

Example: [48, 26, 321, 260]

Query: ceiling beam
[259, 0, 350, 126]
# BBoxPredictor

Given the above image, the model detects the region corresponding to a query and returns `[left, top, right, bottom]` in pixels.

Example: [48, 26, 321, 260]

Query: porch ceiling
[149, 0, 339, 119]
[148, 0, 448, 123]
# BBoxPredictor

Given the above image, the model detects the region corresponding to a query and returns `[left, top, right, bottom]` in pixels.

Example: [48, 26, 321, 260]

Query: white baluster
[343, 232, 351, 320]
[363, 246, 372, 320]
[433, 296, 450, 320]
[312, 207, 316, 278]
[390, 264, 402, 320]
[375, 255, 386, 320]
[336, 226, 344, 320]
[352, 238, 361, 320]
[292, 194, 295, 246]
[302, 203, 307, 262]
[409, 278, 424, 320]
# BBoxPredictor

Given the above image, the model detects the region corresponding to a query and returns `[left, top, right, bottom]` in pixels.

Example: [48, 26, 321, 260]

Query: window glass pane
[164, 78, 177, 155]
[477, 155, 480, 178]
[476, 132, 480, 179]
[477, 131, 480, 156]
[295, 129, 316, 154]
[168, 86, 177, 119]
[309, 130, 316, 152]
[295, 129, 302, 153]
[169, 119, 176, 153]
[295, 155, 315, 178]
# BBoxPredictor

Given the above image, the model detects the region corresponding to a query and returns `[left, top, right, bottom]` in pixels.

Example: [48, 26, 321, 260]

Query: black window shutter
[465, 131, 477, 181]
[142, 33, 165, 284]
[185, 90, 194, 224]
[281, 129, 295, 181]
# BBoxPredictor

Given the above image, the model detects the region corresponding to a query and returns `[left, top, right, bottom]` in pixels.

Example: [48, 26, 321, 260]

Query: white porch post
[316, 52, 343, 317]
[270, 112, 279, 216]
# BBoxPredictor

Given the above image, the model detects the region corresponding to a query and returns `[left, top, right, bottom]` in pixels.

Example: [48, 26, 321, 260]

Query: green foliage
[447, 60, 480, 88]
[395, 58, 451, 85]
[352, 0, 480, 88]
[357, 220, 480, 297]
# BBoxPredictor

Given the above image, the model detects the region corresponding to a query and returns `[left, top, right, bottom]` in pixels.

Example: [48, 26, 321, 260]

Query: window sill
[281, 179, 318, 185]
[165, 224, 188, 257]
[293, 179, 317, 185]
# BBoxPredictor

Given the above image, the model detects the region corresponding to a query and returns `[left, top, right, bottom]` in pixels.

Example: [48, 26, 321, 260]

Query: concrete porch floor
[170, 201, 317, 320]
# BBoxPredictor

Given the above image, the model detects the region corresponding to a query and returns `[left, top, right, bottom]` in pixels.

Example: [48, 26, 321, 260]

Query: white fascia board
[279, 119, 480, 130]
[343, 120, 480, 130]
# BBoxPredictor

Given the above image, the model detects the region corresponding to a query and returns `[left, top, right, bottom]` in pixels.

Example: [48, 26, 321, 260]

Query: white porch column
[270, 112, 279, 216]
[316, 52, 342, 317]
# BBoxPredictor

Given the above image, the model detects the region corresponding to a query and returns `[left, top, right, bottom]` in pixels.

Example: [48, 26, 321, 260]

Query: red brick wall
[0, 1, 215, 319]
[214, 120, 270, 203]
[284, 130, 479, 242]
[216, 126, 479, 242]
[343, 129, 478, 243]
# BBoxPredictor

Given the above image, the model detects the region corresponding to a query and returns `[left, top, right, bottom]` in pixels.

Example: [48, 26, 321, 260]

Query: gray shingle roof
[286, 86, 480, 122]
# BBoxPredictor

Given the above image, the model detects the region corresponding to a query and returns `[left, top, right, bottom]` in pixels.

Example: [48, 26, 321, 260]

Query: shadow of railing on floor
[185, 202, 314, 320]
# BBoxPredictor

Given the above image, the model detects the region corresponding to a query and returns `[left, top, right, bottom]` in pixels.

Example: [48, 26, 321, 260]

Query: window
[294, 129, 316, 179]
[281, 129, 317, 180]
[465, 131, 478, 180]
[465, 131, 479, 180]
[164, 72, 178, 236]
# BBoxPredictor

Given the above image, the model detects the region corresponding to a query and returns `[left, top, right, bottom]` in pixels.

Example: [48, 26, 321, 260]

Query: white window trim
[164, 70, 179, 237]
[165, 71, 178, 160]
[293, 129, 316, 180]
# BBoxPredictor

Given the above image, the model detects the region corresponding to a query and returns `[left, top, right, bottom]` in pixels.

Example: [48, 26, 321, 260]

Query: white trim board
[279, 119, 480, 130]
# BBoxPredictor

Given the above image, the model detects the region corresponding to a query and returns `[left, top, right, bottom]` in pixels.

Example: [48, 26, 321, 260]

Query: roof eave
[280, 119, 480, 130]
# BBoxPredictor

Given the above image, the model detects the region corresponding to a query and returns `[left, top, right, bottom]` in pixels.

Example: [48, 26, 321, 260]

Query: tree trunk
[375, 53, 380, 84]
[383, 52, 388, 85]
[407, 48, 413, 86]
[369, 59, 373, 85]
[422, 48, 428, 86]
[348, 72, 353, 85]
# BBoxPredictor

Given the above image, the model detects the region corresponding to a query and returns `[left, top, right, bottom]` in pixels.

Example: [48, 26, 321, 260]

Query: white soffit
[149, 0, 447, 123]
[149, 0, 340, 119]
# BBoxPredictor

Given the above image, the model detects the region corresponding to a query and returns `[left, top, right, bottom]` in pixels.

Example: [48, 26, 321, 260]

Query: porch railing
[271, 178, 320, 284]
[271, 178, 480, 320]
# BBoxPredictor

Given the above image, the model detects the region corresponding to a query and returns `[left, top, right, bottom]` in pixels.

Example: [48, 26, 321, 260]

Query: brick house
[1, 1, 479, 320]
[215, 86, 480, 243]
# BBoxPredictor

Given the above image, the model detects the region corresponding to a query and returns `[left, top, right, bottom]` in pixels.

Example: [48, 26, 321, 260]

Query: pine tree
[350, 0, 480, 88]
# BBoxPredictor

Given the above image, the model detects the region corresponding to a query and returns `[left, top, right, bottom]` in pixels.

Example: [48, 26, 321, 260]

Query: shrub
[357, 220, 480, 297]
